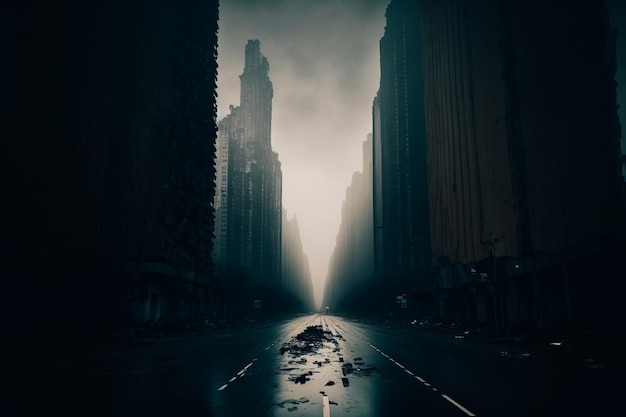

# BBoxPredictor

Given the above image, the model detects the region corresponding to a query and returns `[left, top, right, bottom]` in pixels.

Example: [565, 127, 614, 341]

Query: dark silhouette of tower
[372, 0, 431, 315]
[215, 40, 283, 308]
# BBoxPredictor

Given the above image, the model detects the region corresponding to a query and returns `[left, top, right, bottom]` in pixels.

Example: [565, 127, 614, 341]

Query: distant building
[372, 0, 431, 315]
[282, 211, 315, 311]
[323, 135, 375, 313]
[421, 0, 625, 331]
[214, 40, 283, 312]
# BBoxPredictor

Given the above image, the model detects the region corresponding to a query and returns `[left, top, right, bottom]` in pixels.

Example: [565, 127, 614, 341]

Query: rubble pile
[280, 325, 335, 357]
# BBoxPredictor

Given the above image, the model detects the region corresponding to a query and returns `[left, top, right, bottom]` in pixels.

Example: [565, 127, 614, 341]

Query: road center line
[322, 394, 331, 417]
[442, 394, 476, 416]
[217, 384, 228, 391]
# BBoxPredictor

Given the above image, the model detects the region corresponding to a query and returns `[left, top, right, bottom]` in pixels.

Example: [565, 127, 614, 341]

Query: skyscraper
[372, 0, 431, 314]
[215, 40, 283, 295]
[421, 0, 625, 331]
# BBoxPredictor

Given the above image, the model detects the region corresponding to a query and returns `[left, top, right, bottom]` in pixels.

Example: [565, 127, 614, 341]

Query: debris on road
[290, 371, 313, 384]
[279, 325, 336, 358]
[342, 361, 379, 377]
[275, 398, 309, 408]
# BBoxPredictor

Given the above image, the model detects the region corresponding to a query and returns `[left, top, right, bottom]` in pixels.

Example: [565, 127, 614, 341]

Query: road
[7, 314, 624, 416]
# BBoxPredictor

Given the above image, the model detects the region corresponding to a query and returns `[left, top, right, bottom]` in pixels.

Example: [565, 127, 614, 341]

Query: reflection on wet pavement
[272, 316, 378, 416]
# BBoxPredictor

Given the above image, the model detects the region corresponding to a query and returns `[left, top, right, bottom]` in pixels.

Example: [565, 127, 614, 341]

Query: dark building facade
[2, 0, 220, 343]
[214, 40, 283, 315]
[606, 0, 626, 179]
[372, 0, 431, 315]
[420, 0, 625, 332]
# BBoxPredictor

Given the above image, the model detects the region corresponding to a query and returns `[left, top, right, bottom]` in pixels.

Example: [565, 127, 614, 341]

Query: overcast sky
[216, 0, 389, 308]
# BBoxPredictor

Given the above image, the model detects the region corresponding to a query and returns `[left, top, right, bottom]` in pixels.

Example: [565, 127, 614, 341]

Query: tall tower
[372, 0, 431, 312]
[215, 40, 282, 292]
[239, 39, 273, 150]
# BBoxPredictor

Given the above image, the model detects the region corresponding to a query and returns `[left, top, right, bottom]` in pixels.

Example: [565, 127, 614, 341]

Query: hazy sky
[216, 0, 389, 308]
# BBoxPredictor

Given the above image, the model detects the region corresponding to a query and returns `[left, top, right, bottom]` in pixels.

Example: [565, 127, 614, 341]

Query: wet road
[8, 314, 624, 416]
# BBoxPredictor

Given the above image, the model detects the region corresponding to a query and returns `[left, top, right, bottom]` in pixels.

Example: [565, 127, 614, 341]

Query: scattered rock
[275, 398, 309, 408]
[342, 363, 353, 375]
[291, 371, 313, 384]
[325, 380, 335, 386]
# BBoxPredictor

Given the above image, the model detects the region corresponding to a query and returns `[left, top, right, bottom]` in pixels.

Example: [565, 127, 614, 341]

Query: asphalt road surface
[7, 314, 624, 416]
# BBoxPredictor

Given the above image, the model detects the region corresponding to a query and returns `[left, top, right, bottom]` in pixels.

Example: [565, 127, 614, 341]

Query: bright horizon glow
[216, 0, 389, 309]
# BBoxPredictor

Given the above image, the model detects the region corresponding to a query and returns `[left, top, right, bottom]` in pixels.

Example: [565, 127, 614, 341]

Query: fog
[216, 0, 389, 307]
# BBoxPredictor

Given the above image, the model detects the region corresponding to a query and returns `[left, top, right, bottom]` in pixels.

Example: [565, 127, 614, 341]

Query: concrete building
[2, 0, 220, 338]
[213, 40, 284, 316]
[420, 0, 625, 332]
[372, 0, 431, 315]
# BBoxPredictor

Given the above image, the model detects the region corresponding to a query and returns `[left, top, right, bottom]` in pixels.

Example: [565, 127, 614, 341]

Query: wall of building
[2, 0, 219, 339]
[372, 0, 431, 314]
[420, 0, 626, 331]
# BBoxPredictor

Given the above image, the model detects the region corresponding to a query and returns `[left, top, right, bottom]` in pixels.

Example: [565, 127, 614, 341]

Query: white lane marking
[334, 317, 476, 417]
[322, 395, 331, 417]
[229, 376, 237, 383]
[243, 362, 254, 370]
[405, 369, 414, 376]
[442, 394, 476, 417]
[217, 384, 228, 391]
